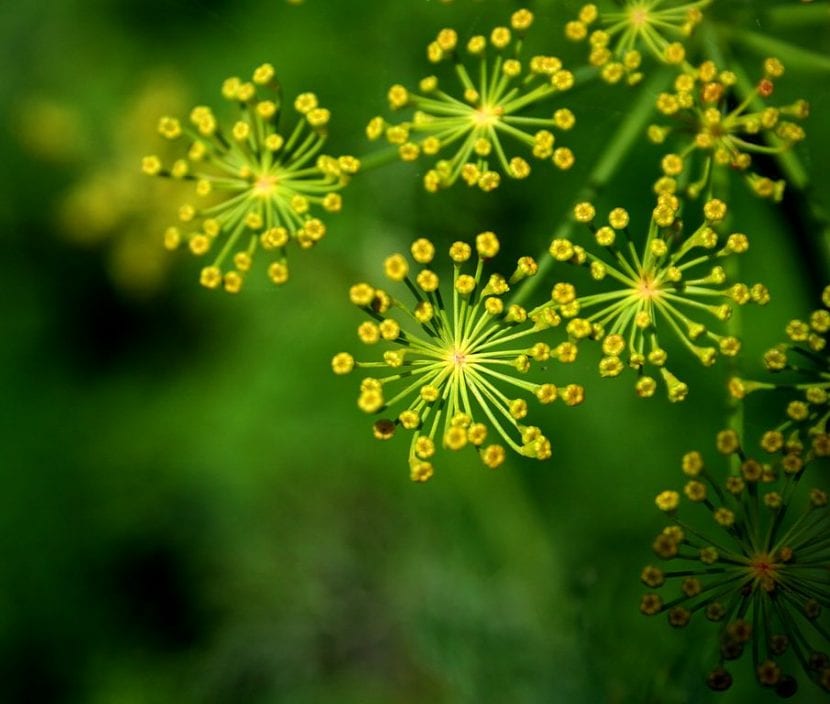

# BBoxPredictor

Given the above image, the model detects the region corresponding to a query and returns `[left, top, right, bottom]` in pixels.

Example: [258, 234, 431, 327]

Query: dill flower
[332, 232, 585, 481]
[14, 96, 85, 164]
[641, 430, 830, 696]
[649, 58, 808, 201]
[143, 63, 359, 293]
[730, 285, 830, 443]
[367, 9, 577, 193]
[566, 1, 709, 85]
[532, 198, 769, 402]
[46, 73, 192, 295]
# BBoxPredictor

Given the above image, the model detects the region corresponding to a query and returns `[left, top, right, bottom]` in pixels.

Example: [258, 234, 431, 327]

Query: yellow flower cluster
[367, 9, 577, 193]
[54, 73, 192, 296]
[565, 1, 708, 85]
[532, 197, 768, 401]
[332, 232, 585, 481]
[730, 284, 830, 441]
[143, 63, 360, 293]
[643, 430, 830, 696]
[649, 58, 808, 200]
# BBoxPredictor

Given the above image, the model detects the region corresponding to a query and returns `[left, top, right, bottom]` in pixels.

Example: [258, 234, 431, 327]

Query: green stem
[728, 61, 809, 190]
[358, 145, 405, 172]
[730, 60, 830, 282]
[723, 26, 830, 74]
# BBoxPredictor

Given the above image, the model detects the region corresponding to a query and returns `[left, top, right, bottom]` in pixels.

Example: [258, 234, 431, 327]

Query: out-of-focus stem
[722, 26, 830, 74]
[764, 2, 830, 29]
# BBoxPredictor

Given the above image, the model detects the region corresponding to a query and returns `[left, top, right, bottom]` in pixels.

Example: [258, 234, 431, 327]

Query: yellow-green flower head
[533, 198, 768, 402]
[367, 9, 577, 193]
[641, 430, 830, 697]
[731, 284, 830, 442]
[142, 63, 360, 294]
[332, 232, 585, 481]
[54, 73, 192, 296]
[650, 58, 808, 201]
[566, 1, 710, 85]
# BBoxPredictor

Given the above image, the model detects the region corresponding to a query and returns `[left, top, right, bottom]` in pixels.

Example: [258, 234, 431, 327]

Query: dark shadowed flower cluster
[642, 429, 830, 697]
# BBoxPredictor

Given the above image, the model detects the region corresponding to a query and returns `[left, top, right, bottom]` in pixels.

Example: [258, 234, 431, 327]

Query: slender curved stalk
[764, 2, 830, 29]
[729, 61, 830, 284]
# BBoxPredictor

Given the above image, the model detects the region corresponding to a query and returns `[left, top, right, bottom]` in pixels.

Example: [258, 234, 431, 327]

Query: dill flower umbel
[143, 63, 359, 293]
[332, 232, 585, 481]
[641, 430, 830, 696]
[367, 9, 577, 193]
[565, 1, 709, 85]
[533, 197, 769, 401]
[48, 73, 191, 296]
[649, 58, 808, 201]
[730, 285, 830, 443]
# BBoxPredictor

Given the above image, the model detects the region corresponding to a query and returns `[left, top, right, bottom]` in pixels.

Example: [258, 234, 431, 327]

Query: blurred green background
[1, 0, 829, 702]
